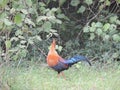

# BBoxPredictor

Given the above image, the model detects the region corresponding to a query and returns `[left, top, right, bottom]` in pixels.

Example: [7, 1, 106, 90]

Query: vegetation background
[0, 0, 120, 90]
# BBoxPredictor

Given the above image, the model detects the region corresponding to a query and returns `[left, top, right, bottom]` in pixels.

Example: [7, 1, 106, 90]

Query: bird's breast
[47, 55, 59, 67]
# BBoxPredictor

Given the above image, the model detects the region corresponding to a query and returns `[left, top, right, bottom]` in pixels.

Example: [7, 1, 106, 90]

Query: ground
[0, 62, 120, 90]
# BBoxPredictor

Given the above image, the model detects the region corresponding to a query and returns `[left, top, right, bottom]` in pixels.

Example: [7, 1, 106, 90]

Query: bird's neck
[49, 41, 56, 53]
[48, 48, 58, 55]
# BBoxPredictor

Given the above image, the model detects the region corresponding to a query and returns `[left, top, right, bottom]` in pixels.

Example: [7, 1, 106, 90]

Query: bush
[0, 0, 120, 64]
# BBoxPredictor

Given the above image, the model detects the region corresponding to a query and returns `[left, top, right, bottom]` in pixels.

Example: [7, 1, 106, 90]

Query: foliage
[0, 0, 62, 62]
[0, 0, 120, 63]
[59, 0, 120, 62]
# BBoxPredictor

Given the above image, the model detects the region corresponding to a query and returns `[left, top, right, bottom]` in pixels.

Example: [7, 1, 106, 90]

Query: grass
[0, 62, 120, 90]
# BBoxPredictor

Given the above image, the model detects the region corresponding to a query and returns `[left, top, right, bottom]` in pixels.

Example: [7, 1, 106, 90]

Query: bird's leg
[58, 72, 66, 79]
[61, 72, 65, 78]
[57, 73, 60, 77]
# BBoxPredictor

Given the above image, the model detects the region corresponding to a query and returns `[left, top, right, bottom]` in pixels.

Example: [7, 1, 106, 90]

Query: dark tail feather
[65, 55, 91, 66]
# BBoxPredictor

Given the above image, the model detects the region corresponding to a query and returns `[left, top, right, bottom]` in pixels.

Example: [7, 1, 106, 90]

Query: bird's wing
[51, 57, 68, 73]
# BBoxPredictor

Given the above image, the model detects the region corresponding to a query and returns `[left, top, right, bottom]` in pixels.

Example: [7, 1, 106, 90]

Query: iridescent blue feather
[65, 55, 91, 66]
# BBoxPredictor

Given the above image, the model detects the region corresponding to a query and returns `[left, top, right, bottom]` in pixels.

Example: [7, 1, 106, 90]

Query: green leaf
[55, 19, 62, 24]
[96, 28, 102, 36]
[15, 30, 23, 36]
[46, 8, 58, 16]
[12, 1, 25, 10]
[103, 23, 110, 31]
[77, 6, 86, 13]
[18, 35, 25, 39]
[25, 18, 35, 27]
[0, 0, 8, 8]
[59, 0, 66, 6]
[21, 9, 28, 14]
[95, 22, 103, 27]
[37, 16, 56, 23]
[116, 0, 120, 3]
[28, 39, 34, 45]
[99, 0, 104, 2]
[57, 14, 69, 20]
[83, 26, 89, 32]
[14, 13, 22, 25]
[20, 49, 27, 57]
[109, 16, 118, 23]
[4, 18, 12, 26]
[10, 37, 19, 41]
[50, 29, 59, 37]
[90, 33, 95, 40]
[39, 2, 46, 7]
[53, 32, 59, 37]
[90, 27, 96, 32]
[18, 45, 26, 48]
[84, 0, 93, 5]
[91, 22, 96, 27]
[0, 21, 4, 29]
[5, 40, 11, 48]
[116, 20, 120, 25]
[37, 16, 47, 22]
[56, 45, 63, 52]
[112, 52, 119, 58]
[35, 35, 42, 41]
[112, 34, 120, 42]
[42, 21, 52, 32]
[104, 35, 110, 40]
[26, 0, 32, 6]
[70, 0, 80, 6]
[99, 4, 104, 11]
[0, 12, 7, 20]
[109, 24, 117, 31]
[12, 55, 18, 61]
[10, 8, 15, 14]
[57, 14, 64, 18]
[105, 0, 110, 6]
[50, 29, 57, 33]
[51, 8, 58, 12]
[20, 40, 26, 44]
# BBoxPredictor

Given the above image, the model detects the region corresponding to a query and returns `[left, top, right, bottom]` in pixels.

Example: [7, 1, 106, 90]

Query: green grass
[0, 62, 120, 90]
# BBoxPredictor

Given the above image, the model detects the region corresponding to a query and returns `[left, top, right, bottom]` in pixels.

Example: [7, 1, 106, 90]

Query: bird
[46, 39, 91, 77]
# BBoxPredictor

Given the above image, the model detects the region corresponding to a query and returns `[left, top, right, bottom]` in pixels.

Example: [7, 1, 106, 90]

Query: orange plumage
[47, 39, 62, 67]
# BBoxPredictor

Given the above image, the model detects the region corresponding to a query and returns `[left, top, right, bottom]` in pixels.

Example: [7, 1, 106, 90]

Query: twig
[90, 57, 98, 61]
[17, 57, 22, 68]
[77, 2, 105, 39]
[86, 2, 107, 26]
[86, 10, 101, 26]
[38, 48, 47, 57]
[76, 30, 82, 40]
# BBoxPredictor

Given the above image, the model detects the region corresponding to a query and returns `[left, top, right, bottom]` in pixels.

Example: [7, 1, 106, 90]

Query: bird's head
[48, 38, 57, 53]
[50, 38, 56, 49]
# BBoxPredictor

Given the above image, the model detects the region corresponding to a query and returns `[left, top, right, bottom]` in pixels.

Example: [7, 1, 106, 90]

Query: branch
[38, 47, 47, 57]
